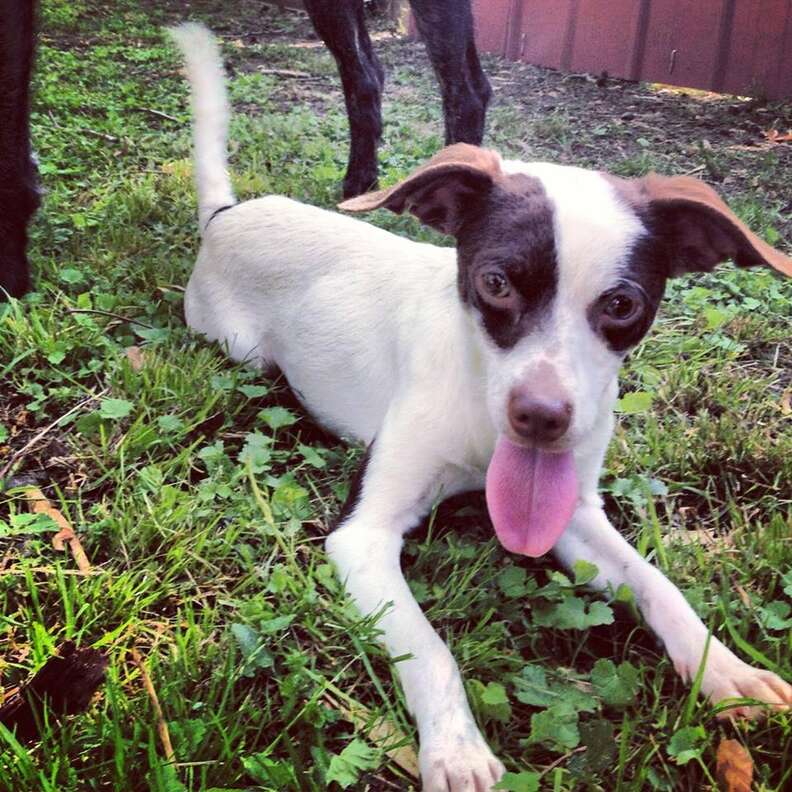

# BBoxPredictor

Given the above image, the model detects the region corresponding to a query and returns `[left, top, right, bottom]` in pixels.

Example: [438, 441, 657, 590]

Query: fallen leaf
[734, 582, 752, 609]
[716, 738, 753, 792]
[661, 526, 725, 547]
[781, 389, 791, 416]
[24, 488, 91, 574]
[131, 648, 174, 762]
[324, 694, 419, 778]
[125, 345, 145, 371]
[764, 128, 792, 143]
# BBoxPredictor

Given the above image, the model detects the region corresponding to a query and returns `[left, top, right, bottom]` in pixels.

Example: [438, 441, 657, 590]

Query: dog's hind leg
[409, 0, 491, 147]
[326, 429, 504, 791]
[304, 0, 384, 199]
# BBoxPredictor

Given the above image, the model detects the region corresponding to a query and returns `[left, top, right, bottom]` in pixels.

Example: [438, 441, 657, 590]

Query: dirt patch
[0, 387, 91, 499]
[390, 40, 792, 236]
[223, 5, 792, 242]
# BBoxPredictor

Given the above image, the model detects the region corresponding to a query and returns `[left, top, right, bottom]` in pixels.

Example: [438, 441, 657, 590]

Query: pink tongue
[485, 436, 578, 557]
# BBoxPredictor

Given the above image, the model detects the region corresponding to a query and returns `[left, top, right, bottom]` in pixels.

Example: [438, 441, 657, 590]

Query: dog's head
[341, 144, 792, 555]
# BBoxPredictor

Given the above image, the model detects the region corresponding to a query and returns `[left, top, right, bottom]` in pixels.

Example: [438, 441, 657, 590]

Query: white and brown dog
[171, 23, 792, 791]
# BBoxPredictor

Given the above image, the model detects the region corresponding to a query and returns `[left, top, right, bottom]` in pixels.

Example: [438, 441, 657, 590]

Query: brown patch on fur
[603, 172, 792, 277]
[339, 143, 502, 235]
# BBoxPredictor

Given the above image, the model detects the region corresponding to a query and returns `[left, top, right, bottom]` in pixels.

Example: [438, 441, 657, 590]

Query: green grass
[1, 1, 791, 789]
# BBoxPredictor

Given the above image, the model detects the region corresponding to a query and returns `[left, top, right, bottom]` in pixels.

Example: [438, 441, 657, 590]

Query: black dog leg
[304, 0, 385, 198]
[409, 0, 491, 146]
[0, 0, 40, 299]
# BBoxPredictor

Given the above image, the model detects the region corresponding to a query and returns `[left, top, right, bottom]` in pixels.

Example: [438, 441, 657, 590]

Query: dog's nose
[508, 391, 572, 444]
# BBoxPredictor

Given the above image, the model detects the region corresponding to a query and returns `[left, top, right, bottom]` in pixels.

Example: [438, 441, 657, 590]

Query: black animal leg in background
[409, 0, 491, 146]
[304, 0, 385, 199]
[0, 0, 40, 299]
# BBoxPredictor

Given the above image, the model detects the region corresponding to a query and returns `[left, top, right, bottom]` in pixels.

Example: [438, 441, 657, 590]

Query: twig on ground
[46, 109, 118, 142]
[2, 565, 101, 576]
[0, 389, 108, 480]
[131, 106, 179, 123]
[79, 127, 119, 142]
[131, 648, 176, 763]
[24, 487, 92, 574]
[257, 66, 313, 78]
[66, 307, 154, 328]
[538, 744, 587, 777]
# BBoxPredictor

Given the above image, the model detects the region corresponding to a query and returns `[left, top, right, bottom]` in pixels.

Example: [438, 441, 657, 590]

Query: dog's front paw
[706, 663, 792, 720]
[690, 643, 792, 719]
[419, 731, 505, 792]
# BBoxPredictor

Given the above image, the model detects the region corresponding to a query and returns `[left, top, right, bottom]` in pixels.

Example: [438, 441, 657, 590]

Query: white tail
[168, 23, 235, 231]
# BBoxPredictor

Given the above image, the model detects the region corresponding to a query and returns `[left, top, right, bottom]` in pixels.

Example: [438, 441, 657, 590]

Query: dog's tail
[168, 23, 236, 231]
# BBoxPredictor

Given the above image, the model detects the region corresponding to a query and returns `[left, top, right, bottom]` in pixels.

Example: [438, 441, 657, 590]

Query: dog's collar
[204, 203, 235, 230]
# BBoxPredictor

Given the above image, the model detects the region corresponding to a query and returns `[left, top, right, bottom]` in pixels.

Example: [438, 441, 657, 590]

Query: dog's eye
[479, 270, 511, 299]
[605, 292, 639, 322]
[591, 282, 654, 352]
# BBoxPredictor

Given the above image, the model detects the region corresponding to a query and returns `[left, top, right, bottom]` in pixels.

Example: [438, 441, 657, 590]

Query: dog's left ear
[637, 173, 792, 277]
[339, 143, 502, 235]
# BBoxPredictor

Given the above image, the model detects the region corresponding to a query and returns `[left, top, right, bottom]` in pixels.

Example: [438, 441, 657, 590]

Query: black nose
[508, 391, 573, 444]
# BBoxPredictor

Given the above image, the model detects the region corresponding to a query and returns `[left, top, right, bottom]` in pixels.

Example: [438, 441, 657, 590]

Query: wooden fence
[466, 0, 792, 99]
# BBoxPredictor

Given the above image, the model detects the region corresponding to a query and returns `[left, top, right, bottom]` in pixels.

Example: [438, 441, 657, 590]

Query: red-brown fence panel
[446, 0, 792, 99]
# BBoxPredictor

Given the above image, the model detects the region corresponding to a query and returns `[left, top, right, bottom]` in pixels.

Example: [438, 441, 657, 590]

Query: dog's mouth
[503, 429, 573, 454]
[485, 436, 578, 557]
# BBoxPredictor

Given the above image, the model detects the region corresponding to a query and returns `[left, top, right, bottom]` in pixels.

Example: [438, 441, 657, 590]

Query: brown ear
[338, 143, 502, 235]
[638, 173, 792, 277]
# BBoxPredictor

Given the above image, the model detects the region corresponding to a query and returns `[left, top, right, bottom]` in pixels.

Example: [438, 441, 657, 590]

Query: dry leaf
[734, 583, 752, 609]
[125, 345, 145, 372]
[764, 128, 792, 143]
[781, 389, 791, 416]
[662, 526, 721, 547]
[324, 694, 419, 777]
[131, 648, 175, 762]
[24, 488, 92, 574]
[716, 738, 753, 792]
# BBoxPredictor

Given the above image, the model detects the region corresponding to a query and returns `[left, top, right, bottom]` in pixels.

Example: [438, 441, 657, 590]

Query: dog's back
[170, 25, 465, 441]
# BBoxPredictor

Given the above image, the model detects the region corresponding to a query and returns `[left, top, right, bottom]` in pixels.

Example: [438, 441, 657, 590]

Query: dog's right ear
[339, 143, 502, 236]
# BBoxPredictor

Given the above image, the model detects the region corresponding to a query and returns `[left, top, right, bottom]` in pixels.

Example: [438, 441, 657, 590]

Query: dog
[170, 23, 792, 791]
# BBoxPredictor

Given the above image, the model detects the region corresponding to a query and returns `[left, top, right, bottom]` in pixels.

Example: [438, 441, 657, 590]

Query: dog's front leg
[326, 440, 504, 792]
[554, 504, 792, 717]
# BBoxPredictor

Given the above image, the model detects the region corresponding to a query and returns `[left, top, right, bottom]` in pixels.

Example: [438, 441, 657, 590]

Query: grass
[1, 0, 791, 789]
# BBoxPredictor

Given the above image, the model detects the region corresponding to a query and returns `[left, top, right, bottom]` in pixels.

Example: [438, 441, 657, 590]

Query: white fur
[171, 24, 792, 791]
[484, 160, 646, 448]
[169, 23, 235, 230]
